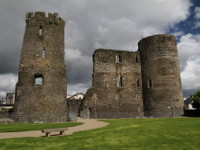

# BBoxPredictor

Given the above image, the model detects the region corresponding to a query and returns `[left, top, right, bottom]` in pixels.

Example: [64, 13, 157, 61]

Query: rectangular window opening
[39, 25, 43, 36]
[115, 54, 122, 63]
[137, 79, 140, 87]
[42, 48, 46, 58]
[136, 56, 139, 63]
[35, 75, 43, 85]
[117, 75, 123, 87]
[148, 79, 152, 88]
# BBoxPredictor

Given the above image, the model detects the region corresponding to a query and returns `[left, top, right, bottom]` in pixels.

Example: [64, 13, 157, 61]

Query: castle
[82, 35, 184, 118]
[13, 12, 68, 123]
[13, 12, 184, 123]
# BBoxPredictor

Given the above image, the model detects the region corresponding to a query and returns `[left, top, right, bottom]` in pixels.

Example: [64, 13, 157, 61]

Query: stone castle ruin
[82, 35, 184, 118]
[13, 12, 68, 123]
[12, 12, 184, 122]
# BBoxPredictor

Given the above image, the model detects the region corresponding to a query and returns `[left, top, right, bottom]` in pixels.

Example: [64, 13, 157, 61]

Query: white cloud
[67, 83, 90, 96]
[0, 74, 18, 98]
[181, 58, 200, 90]
[178, 33, 200, 90]
[194, 7, 200, 19]
[178, 33, 200, 70]
[59, 0, 192, 54]
[0, 91, 6, 98]
[95, 17, 141, 50]
[194, 21, 200, 28]
[172, 31, 184, 37]
[193, 7, 200, 28]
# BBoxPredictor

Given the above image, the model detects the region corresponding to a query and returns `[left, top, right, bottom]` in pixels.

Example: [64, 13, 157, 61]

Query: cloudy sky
[0, 0, 199, 98]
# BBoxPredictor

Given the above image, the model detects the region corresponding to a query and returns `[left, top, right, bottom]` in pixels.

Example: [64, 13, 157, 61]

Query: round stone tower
[13, 12, 68, 123]
[138, 34, 183, 118]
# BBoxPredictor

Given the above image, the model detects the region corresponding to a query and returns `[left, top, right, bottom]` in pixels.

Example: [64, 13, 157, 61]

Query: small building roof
[67, 93, 85, 100]
[6, 93, 15, 98]
[184, 98, 193, 105]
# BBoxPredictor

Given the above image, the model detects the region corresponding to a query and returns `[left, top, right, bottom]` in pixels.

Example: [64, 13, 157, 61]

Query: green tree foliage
[192, 90, 200, 110]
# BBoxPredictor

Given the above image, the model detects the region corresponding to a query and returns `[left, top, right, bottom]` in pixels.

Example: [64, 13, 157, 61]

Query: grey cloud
[0, 74, 18, 97]
[66, 48, 92, 85]
[0, 0, 195, 97]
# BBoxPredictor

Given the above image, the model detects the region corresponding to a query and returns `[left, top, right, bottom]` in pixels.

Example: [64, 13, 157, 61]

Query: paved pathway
[0, 118, 109, 139]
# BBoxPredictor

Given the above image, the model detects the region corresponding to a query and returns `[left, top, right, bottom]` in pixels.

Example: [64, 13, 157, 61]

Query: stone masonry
[82, 34, 184, 118]
[82, 49, 144, 118]
[139, 35, 184, 117]
[13, 12, 68, 123]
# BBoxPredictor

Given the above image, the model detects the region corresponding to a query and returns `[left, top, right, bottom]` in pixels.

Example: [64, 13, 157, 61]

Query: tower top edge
[94, 48, 139, 54]
[138, 34, 176, 45]
[25, 11, 65, 23]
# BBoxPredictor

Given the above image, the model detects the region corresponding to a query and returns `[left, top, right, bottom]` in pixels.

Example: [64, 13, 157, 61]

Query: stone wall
[83, 49, 144, 118]
[68, 99, 82, 115]
[83, 34, 184, 119]
[13, 12, 68, 123]
[0, 112, 10, 119]
[138, 34, 184, 117]
[68, 99, 82, 121]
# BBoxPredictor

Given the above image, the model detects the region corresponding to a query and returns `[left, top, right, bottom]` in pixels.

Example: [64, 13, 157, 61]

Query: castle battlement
[25, 11, 65, 25]
[95, 48, 138, 53]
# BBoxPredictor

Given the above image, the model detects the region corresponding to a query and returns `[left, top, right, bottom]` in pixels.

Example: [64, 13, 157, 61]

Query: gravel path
[0, 118, 109, 139]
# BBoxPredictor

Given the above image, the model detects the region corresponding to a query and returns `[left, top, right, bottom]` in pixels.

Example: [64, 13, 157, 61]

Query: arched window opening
[39, 25, 43, 36]
[148, 79, 152, 88]
[116, 54, 122, 63]
[42, 48, 46, 58]
[117, 75, 123, 87]
[137, 79, 140, 87]
[35, 74, 44, 85]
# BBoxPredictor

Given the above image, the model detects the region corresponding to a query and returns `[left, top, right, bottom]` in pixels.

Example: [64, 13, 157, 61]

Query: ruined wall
[68, 99, 82, 120]
[139, 34, 184, 117]
[13, 12, 68, 123]
[83, 49, 144, 118]
[83, 34, 184, 119]
[68, 99, 82, 114]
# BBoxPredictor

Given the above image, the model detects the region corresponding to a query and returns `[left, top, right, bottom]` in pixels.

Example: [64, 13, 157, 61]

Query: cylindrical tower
[13, 12, 68, 123]
[138, 34, 183, 117]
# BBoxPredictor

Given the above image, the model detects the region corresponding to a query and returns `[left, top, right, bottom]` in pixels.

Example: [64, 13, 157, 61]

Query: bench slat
[41, 128, 68, 137]
[42, 128, 68, 133]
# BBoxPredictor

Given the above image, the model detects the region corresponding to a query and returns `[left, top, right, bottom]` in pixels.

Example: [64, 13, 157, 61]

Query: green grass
[0, 122, 83, 132]
[0, 118, 200, 150]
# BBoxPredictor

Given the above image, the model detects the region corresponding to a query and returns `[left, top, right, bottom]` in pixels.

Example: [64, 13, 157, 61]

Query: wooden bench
[41, 128, 68, 137]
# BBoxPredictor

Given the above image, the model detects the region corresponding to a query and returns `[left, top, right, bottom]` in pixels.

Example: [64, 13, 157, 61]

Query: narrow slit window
[35, 74, 43, 85]
[117, 75, 123, 87]
[116, 54, 122, 63]
[39, 25, 43, 36]
[120, 76, 123, 87]
[42, 48, 46, 58]
[136, 56, 139, 63]
[148, 79, 152, 88]
[137, 79, 140, 87]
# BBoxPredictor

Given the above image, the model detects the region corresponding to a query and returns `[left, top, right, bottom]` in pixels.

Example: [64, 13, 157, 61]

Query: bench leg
[46, 132, 50, 137]
[60, 131, 64, 135]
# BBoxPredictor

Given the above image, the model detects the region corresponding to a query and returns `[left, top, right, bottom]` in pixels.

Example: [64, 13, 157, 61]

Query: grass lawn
[0, 122, 83, 132]
[0, 118, 200, 150]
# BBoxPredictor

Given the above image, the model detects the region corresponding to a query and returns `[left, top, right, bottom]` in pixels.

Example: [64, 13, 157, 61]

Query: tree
[192, 90, 200, 110]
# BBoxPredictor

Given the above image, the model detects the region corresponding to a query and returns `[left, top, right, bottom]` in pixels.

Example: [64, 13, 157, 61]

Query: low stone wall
[0, 112, 13, 124]
[12, 114, 68, 123]
[0, 112, 10, 119]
